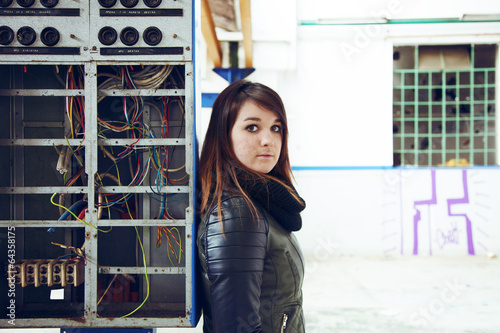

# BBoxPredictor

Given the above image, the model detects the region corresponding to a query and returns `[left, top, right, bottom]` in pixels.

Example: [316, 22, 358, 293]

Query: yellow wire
[120, 226, 149, 318]
[165, 164, 185, 173]
[102, 161, 150, 318]
[69, 96, 74, 138]
[165, 227, 182, 266]
[64, 136, 83, 167]
[50, 193, 111, 233]
[169, 173, 189, 182]
[120, 200, 150, 318]
[114, 163, 123, 186]
[67, 66, 75, 138]
[171, 227, 182, 265]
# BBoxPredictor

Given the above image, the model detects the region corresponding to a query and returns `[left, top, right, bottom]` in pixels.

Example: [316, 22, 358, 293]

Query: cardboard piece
[419, 46, 471, 70]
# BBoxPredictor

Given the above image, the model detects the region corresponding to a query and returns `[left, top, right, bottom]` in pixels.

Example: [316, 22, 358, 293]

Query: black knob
[40, 0, 59, 8]
[98, 0, 117, 8]
[0, 26, 14, 45]
[143, 26, 162, 46]
[98, 26, 117, 45]
[144, 0, 161, 8]
[0, 0, 13, 8]
[120, 27, 139, 46]
[16, 0, 35, 7]
[120, 0, 138, 8]
[40, 27, 60, 46]
[17, 26, 36, 45]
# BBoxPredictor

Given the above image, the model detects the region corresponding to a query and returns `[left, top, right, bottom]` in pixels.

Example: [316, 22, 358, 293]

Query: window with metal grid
[393, 44, 497, 166]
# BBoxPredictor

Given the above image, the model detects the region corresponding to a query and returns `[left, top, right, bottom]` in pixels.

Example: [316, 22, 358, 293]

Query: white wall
[294, 168, 500, 257]
[297, 0, 500, 22]
[200, 0, 500, 256]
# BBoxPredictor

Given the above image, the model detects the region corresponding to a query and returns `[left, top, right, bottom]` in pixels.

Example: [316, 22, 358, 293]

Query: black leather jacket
[197, 193, 305, 332]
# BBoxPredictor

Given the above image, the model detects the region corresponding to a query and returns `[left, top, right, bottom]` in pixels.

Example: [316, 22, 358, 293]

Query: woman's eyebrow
[242, 117, 282, 123]
[243, 117, 262, 122]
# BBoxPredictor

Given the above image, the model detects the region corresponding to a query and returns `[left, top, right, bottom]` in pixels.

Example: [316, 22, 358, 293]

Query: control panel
[0, 0, 192, 61]
[0, 0, 88, 61]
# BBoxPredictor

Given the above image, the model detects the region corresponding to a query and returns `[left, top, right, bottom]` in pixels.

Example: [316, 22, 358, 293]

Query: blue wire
[99, 193, 133, 208]
[48, 200, 87, 233]
[58, 253, 84, 260]
[145, 192, 186, 204]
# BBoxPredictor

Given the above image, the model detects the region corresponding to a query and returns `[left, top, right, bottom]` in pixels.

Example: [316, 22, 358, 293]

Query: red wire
[117, 136, 141, 157]
[76, 96, 85, 133]
[130, 154, 141, 186]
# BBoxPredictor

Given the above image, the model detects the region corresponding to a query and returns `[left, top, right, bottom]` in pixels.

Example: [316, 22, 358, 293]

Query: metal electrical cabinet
[0, 0, 198, 328]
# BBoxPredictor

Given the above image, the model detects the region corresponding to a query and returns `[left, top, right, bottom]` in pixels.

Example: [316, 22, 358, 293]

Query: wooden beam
[239, 0, 253, 68]
[208, 0, 238, 32]
[201, 0, 222, 68]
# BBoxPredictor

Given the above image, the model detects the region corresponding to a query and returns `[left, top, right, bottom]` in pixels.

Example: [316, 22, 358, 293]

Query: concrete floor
[5, 256, 500, 333]
[302, 255, 500, 333]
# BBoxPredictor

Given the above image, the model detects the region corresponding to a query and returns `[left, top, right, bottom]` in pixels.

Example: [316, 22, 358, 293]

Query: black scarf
[236, 170, 306, 232]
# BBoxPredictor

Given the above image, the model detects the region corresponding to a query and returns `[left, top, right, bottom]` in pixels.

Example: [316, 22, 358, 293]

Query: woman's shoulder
[204, 192, 268, 233]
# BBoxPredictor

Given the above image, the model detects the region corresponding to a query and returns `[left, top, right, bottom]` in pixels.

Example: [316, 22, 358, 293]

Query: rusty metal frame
[0, 0, 197, 325]
[0, 59, 195, 328]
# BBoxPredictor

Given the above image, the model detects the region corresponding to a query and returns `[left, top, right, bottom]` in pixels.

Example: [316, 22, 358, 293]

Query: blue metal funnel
[213, 67, 256, 83]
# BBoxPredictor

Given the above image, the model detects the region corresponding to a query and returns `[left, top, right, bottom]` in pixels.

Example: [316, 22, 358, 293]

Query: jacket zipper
[280, 313, 288, 332]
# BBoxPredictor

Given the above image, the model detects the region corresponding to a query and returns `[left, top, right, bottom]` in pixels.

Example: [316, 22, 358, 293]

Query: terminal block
[9, 259, 84, 288]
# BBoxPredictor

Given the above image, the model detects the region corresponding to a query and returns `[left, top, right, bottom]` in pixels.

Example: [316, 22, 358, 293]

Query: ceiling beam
[201, 0, 222, 68]
[239, 0, 253, 68]
[209, 0, 238, 32]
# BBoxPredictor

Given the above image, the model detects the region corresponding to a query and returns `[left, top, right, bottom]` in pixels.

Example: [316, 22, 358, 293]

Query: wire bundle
[66, 65, 85, 138]
[156, 226, 183, 266]
[50, 64, 188, 317]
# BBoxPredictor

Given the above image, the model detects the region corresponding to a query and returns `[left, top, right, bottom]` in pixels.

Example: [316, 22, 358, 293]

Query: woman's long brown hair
[199, 80, 302, 219]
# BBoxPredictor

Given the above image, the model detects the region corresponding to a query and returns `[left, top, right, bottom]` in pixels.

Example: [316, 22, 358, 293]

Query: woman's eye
[271, 125, 281, 133]
[246, 125, 258, 132]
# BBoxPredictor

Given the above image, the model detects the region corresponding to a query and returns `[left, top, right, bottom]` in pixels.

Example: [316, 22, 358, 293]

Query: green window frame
[393, 44, 497, 166]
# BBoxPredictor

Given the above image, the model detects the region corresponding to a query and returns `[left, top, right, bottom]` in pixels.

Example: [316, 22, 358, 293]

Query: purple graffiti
[436, 223, 459, 249]
[447, 170, 475, 255]
[413, 170, 437, 255]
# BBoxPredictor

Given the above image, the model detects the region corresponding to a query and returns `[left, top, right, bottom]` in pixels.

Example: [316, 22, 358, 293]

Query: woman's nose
[260, 131, 274, 146]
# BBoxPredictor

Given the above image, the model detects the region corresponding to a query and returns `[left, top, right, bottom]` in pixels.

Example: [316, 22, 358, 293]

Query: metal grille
[393, 45, 497, 166]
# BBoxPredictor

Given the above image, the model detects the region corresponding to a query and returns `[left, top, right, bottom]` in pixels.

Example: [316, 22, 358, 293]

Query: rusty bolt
[186, 46, 190, 51]
[173, 34, 178, 38]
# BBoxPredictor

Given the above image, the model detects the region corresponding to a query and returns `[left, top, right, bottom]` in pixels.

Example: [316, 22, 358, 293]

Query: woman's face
[230, 101, 282, 174]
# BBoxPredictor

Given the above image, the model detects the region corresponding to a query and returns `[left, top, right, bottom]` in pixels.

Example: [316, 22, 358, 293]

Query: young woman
[197, 80, 306, 332]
